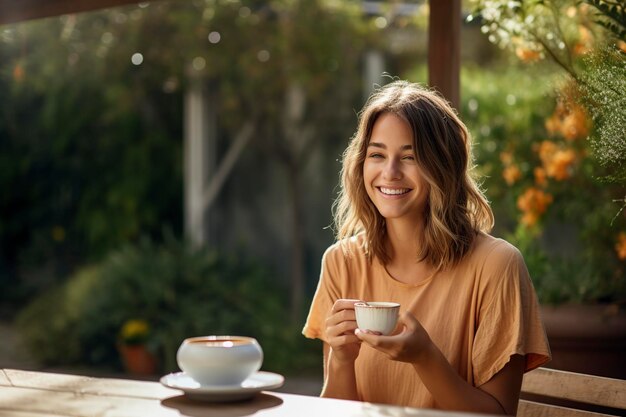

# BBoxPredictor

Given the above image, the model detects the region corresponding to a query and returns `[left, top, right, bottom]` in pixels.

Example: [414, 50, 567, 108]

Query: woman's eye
[368, 153, 384, 159]
[402, 155, 416, 161]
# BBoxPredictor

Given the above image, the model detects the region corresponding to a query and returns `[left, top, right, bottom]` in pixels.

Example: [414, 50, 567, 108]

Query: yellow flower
[120, 319, 150, 345]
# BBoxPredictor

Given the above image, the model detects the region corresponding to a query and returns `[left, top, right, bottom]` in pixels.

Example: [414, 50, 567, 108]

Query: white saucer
[160, 371, 284, 402]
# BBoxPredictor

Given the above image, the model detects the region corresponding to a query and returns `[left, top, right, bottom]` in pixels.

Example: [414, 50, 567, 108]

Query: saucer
[160, 371, 284, 402]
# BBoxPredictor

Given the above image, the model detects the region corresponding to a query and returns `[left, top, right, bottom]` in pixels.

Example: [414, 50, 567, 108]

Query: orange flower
[503, 165, 522, 185]
[616, 232, 626, 261]
[560, 105, 590, 140]
[536, 141, 577, 181]
[566, 6, 577, 17]
[619, 41, 626, 54]
[573, 26, 593, 56]
[545, 97, 590, 141]
[546, 149, 577, 180]
[537, 140, 558, 166]
[517, 187, 553, 226]
[534, 167, 548, 187]
[13, 64, 24, 82]
[521, 211, 539, 227]
[499, 151, 514, 165]
[515, 47, 541, 62]
[545, 114, 561, 136]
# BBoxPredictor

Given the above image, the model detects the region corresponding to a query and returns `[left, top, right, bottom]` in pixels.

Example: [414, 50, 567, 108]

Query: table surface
[0, 368, 498, 417]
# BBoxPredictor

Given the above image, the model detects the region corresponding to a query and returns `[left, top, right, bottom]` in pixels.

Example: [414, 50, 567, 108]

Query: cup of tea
[176, 336, 263, 386]
[354, 302, 400, 335]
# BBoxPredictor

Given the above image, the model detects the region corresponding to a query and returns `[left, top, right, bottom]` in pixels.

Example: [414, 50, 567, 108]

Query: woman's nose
[382, 158, 402, 180]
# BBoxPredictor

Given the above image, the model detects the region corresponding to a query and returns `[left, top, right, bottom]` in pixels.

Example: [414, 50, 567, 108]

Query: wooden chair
[518, 367, 626, 417]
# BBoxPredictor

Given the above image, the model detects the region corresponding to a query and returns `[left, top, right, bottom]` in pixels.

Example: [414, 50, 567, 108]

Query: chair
[518, 367, 626, 417]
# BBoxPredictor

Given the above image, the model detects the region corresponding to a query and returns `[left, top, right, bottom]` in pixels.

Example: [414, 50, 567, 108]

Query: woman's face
[363, 112, 430, 225]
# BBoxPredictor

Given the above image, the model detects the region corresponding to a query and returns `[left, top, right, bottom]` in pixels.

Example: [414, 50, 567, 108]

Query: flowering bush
[466, 0, 626, 303]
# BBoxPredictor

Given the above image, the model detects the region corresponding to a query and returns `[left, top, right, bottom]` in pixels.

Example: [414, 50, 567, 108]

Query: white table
[0, 368, 499, 417]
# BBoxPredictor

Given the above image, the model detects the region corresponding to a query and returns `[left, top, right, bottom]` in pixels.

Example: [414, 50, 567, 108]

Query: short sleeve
[472, 244, 551, 386]
[302, 245, 343, 342]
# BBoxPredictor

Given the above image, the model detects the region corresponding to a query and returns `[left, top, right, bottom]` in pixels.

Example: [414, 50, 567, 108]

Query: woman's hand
[355, 311, 432, 363]
[356, 311, 523, 415]
[325, 299, 363, 364]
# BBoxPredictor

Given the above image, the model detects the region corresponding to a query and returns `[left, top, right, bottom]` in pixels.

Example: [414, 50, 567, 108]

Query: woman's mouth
[379, 187, 410, 196]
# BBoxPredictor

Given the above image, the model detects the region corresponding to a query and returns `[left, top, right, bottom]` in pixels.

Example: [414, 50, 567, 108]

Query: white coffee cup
[176, 336, 263, 386]
[354, 302, 400, 335]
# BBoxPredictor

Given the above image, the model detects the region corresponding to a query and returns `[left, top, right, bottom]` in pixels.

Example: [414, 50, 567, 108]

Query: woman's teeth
[380, 187, 409, 195]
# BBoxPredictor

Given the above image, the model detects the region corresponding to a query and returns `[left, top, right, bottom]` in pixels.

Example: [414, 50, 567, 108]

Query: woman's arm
[356, 312, 525, 415]
[321, 342, 360, 400]
[320, 299, 363, 401]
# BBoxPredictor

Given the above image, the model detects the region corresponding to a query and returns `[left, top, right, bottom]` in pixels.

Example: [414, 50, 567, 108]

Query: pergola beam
[428, 0, 461, 109]
[0, 0, 150, 25]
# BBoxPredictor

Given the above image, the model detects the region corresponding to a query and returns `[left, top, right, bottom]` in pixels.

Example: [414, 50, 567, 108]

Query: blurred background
[0, 0, 624, 390]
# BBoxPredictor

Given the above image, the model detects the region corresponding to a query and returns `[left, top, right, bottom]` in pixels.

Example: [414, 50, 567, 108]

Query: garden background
[0, 0, 624, 386]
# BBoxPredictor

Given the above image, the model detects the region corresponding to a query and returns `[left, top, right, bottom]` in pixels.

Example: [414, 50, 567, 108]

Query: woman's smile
[377, 187, 411, 197]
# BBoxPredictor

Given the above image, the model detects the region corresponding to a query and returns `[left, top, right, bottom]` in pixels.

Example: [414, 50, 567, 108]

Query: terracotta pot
[118, 344, 157, 376]
[541, 304, 626, 379]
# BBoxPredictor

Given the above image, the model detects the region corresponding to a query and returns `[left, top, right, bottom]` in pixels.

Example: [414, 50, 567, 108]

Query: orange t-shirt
[302, 233, 551, 409]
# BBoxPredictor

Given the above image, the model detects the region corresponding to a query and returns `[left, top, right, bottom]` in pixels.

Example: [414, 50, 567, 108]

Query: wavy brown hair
[333, 80, 494, 268]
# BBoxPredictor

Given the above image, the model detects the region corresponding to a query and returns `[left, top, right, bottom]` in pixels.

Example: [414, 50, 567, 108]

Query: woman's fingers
[355, 311, 430, 363]
[327, 319, 358, 338]
[399, 311, 418, 330]
[325, 299, 365, 364]
[331, 299, 362, 313]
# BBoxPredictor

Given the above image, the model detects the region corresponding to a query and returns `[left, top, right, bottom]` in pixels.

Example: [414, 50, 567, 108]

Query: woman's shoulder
[322, 233, 368, 265]
[469, 232, 524, 268]
[324, 233, 368, 255]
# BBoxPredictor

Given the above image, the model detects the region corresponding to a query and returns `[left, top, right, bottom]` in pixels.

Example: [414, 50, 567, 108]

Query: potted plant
[118, 319, 158, 376]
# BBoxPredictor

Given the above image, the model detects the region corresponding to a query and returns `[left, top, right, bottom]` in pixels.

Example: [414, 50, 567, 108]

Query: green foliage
[470, 0, 626, 186]
[580, 47, 626, 183]
[0, 9, 184, 304]
[584, 0, 626, 40]
[16, 236, 320, 374]
[0, 0, 380, 312]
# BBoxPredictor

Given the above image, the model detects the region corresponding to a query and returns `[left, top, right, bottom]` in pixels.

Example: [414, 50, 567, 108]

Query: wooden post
[184, 69, 216, 248]
[428, 0, 461, 110]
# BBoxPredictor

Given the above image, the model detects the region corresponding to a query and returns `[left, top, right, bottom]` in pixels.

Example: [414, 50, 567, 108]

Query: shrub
[16, 236, 320, 374]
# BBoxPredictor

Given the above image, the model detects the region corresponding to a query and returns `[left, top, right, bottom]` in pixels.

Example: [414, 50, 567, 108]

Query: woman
[302, 80, 550, 415]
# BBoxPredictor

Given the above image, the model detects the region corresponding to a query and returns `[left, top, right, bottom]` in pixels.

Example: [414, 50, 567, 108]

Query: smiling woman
[302, 80, 551, 415]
